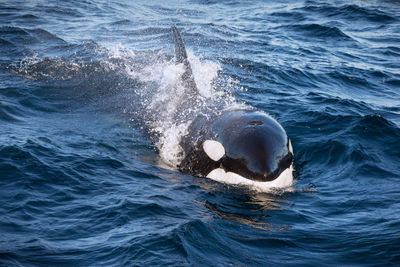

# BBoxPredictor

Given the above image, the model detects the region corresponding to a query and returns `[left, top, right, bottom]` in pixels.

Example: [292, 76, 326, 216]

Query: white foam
[17, 44, 241, 170]
[187, 50, 221, 98]
[99, 44, 241, 168]
[154, 122, 190, 167]
[143, 50, 235, 166]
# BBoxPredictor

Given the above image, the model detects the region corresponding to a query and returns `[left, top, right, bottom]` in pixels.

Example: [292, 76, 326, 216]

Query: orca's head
[203, 110, 294, 186]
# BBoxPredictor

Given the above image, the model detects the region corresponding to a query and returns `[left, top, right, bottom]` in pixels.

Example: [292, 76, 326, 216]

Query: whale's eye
[249, 121, 263, 126]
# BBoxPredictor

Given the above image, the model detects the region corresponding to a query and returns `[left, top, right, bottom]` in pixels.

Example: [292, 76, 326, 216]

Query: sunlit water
[1, 0, 400, 265]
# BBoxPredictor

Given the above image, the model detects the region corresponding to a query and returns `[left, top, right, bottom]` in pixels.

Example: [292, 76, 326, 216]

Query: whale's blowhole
[249, 120, 263, 126]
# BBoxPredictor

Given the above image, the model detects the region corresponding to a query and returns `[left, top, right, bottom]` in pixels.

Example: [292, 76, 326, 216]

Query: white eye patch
[203, 140, 225, 161]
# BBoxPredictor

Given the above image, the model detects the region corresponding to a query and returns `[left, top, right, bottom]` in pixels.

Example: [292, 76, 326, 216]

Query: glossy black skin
[178, 109, 293, 182]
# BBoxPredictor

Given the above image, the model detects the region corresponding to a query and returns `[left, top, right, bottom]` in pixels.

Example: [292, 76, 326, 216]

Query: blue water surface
[1, 0, 400, 265]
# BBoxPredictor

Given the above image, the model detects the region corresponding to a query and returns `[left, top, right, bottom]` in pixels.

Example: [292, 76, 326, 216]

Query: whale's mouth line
[206, 165, 294, 190]
[219, 152, 294, 182]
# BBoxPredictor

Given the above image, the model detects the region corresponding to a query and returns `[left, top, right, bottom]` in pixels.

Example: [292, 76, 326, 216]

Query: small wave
[145, 4, 205, 17]
[0, 26, 65, 47]
[176, 219, 295, 265]
[386, 46, 400, 54]
[304, 92, 371, 114]
[109, 19, 132, 26]
[223, 57, 318, 91]
[75, 157, 124, 171]
[295, 109, 400, 181]
[384, 78, 400, 87]
[13, 55, 102, 81]
[18, 14, 40, 19]
[270, 11, 307, 23]
[0, 38, 14, 46]
[0, 102, 25, 123]
[41, 6, 84, 18]
[99, 200, 187, 220]
[340, 4, 396, 23]
[357, 162, 398, 179]
[27, 29, 66, 43]
[283, 23, 353, 41]
[300, 3, 397, 23]
[351, 114, 400, 144]
[0, 145, 45, 177]
[0, 26, 29, 36]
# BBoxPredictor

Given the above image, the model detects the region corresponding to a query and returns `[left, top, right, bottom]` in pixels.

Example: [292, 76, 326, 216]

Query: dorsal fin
[171, 26, 198, 91]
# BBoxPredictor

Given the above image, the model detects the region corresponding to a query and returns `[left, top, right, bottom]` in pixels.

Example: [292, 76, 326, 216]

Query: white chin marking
[203, 140, 225, 161]
[206, 165, 294, 192]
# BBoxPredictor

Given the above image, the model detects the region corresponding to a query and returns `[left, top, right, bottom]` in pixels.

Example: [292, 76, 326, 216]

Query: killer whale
[171, 26, 294, 189]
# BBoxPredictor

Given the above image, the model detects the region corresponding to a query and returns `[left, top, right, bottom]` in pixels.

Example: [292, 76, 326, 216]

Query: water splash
[12, 42, 240, 168]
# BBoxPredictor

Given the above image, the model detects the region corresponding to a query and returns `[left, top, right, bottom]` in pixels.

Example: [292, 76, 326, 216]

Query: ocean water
[1, 0, 400, 265]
